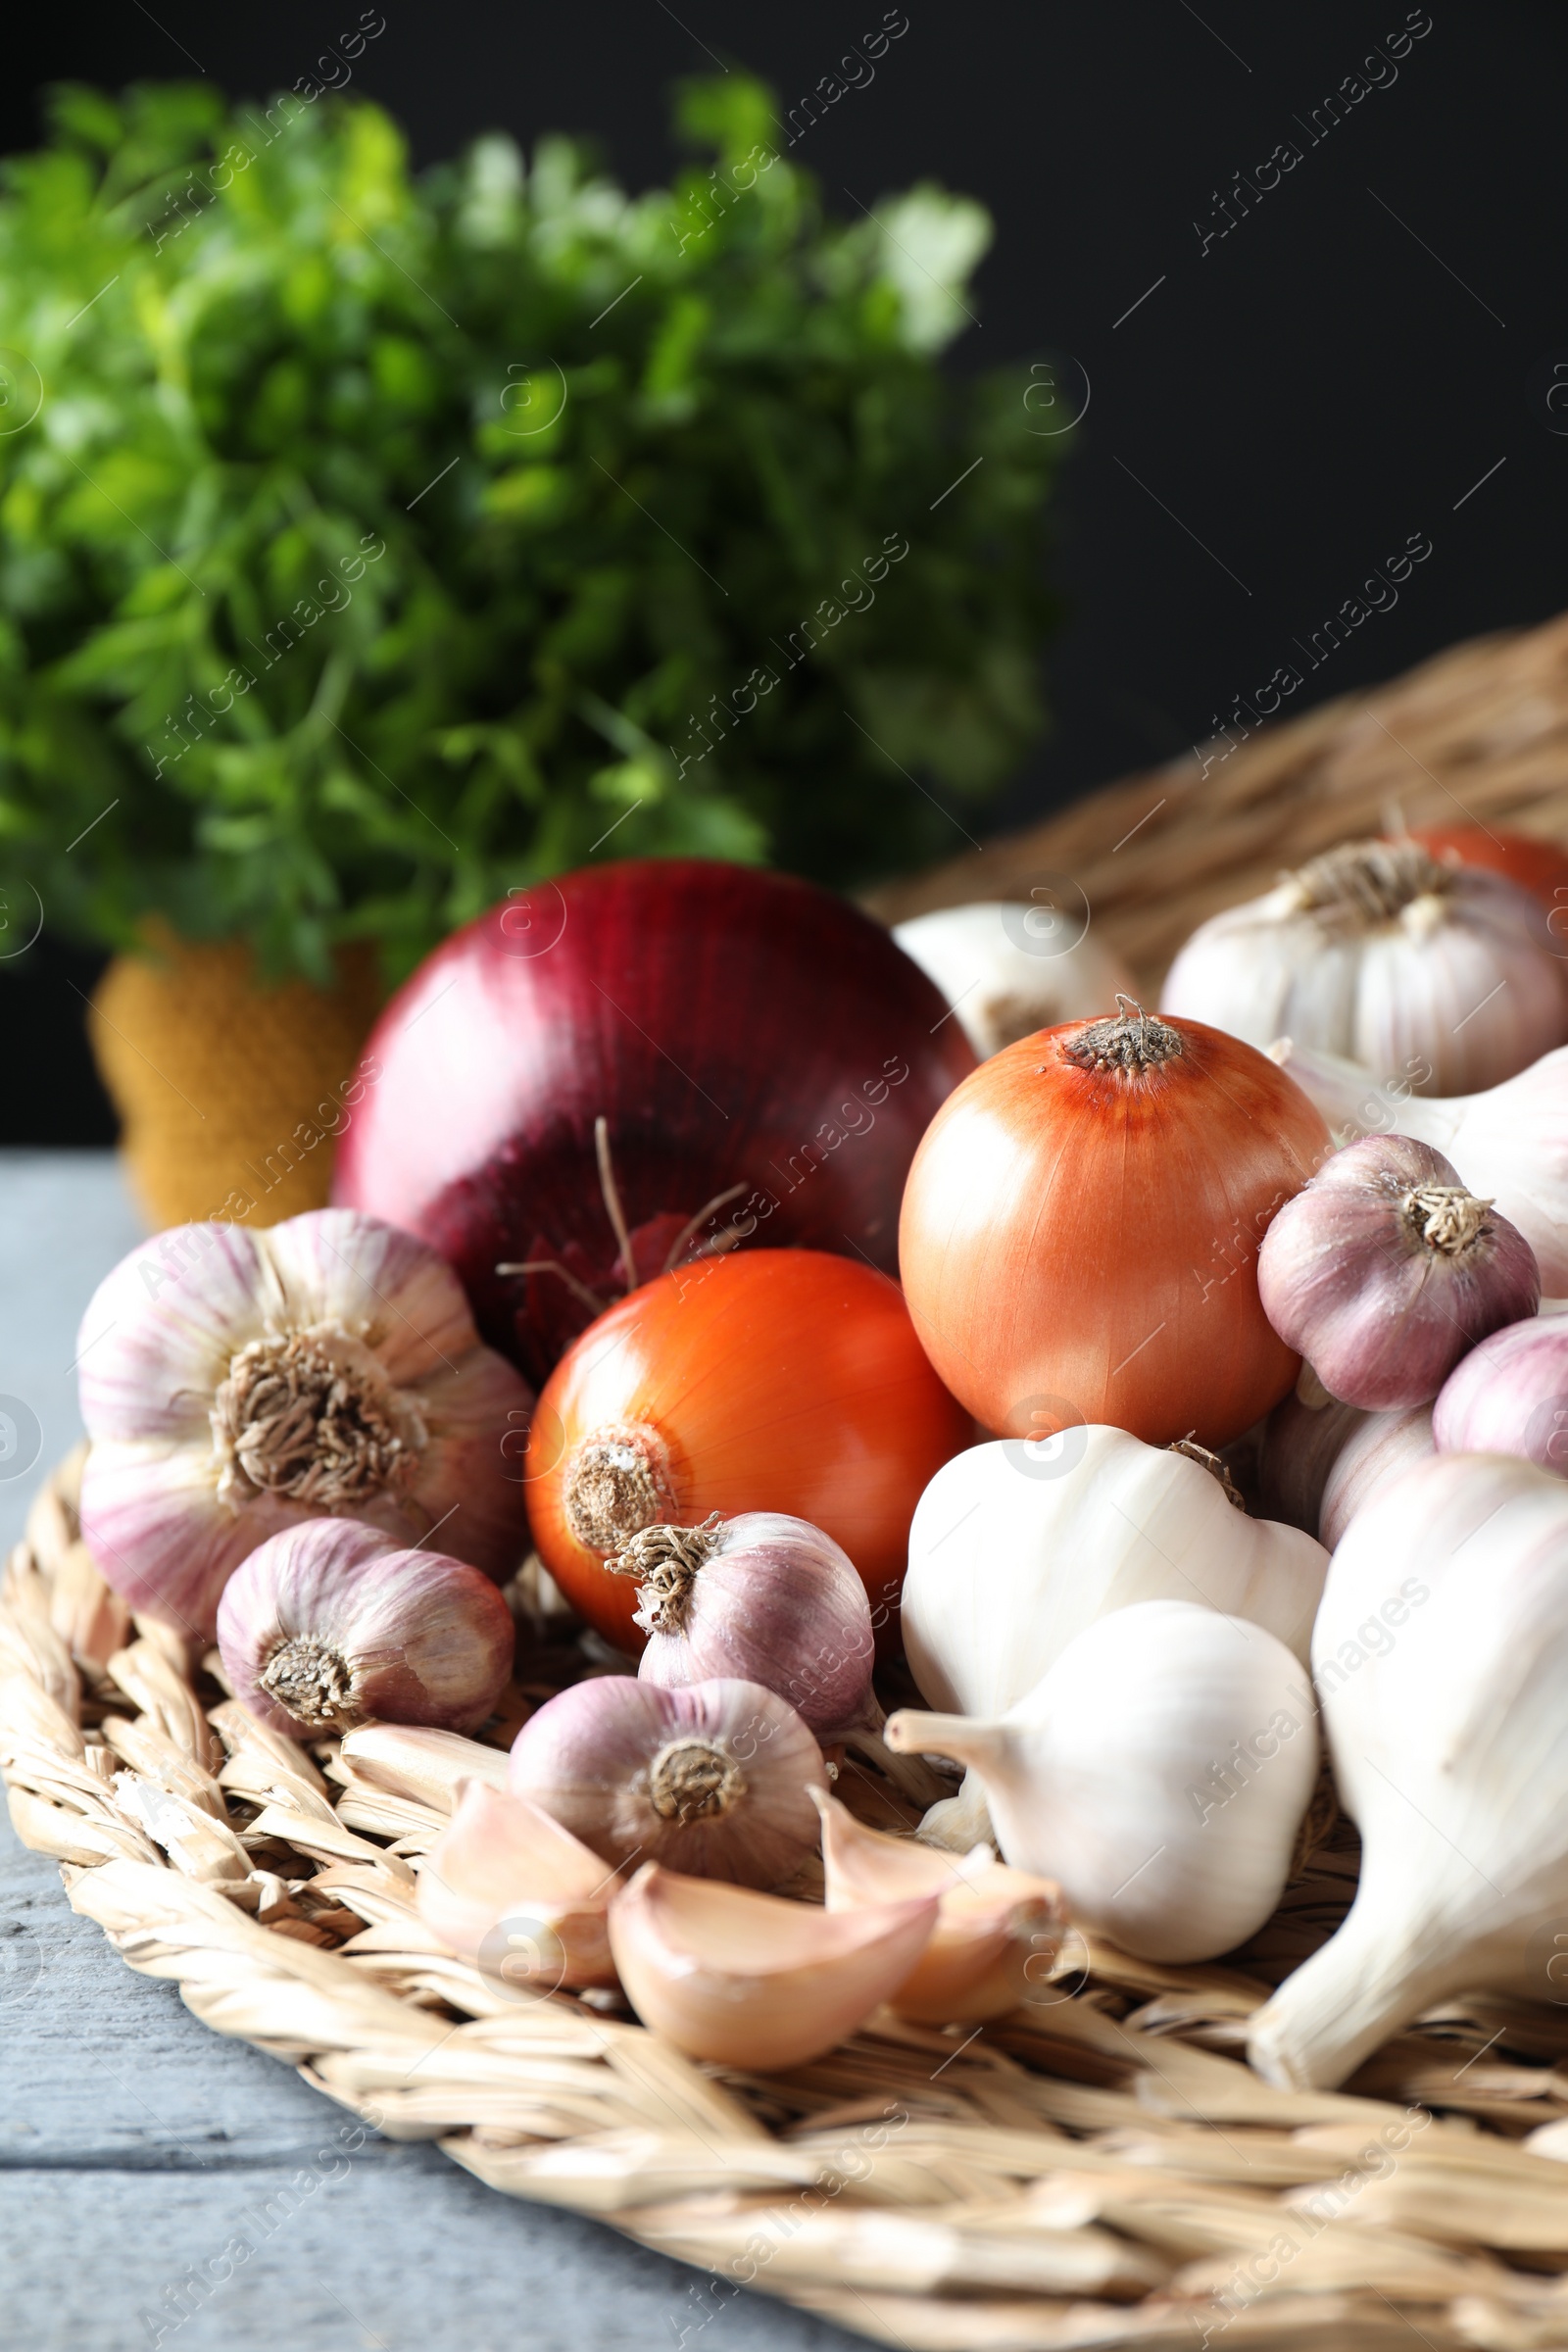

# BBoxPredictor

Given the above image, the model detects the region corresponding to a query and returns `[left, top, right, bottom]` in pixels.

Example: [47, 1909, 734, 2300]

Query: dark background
[6, 0, 1567, 1140]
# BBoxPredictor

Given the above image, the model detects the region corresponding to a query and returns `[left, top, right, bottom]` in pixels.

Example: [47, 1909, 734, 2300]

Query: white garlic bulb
[1162, 840, 1568, 1094]
[902, 1427, 1327, 1847]
[1250, 1451, 1568, 2089]
[892, 902, 1138, 1058]
[888, 1600, 1319, 1964]
[77, 1209, 533, 1641]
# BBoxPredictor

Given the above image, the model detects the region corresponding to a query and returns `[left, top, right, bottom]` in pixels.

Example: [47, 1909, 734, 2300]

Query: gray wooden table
[0, 1152, 858, 2352]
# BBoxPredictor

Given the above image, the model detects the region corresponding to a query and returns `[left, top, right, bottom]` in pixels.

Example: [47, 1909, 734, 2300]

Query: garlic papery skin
[1250, 1452, 1568, 2090]
[417, 1778, 619, 1986]
[507, 1676, 825, 1889]
[1161, 840, 1568, 1094]
[1432, 1314, 1568, 1473]
[614, 1512, 877, 1739]
[1269, 1037, 1568, 1294]
[1259, 1389, 1435, 1549]
[901, 1428, 1327, 1848]
[812, 1789, 1061, 2025]
[216, 1519, 515, 1738]
[1257, 1136, 1539, 1409]
[888, 1600, 1318, 1965]
[891, 903, 1138, 1060]
[77, 1208, 534, 1640]
[608, 1861, 938, 2069]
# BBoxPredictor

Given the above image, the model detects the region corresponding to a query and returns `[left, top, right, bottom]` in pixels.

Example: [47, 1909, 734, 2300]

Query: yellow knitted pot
[88, 924, 385, 1230]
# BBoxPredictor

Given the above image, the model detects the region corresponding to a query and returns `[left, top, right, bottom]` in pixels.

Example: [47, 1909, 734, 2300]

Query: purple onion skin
[333, 860, 975, 1388]
[1257, 1135, 1540, 1411]
[634, 1512, 877, 1738]
[1433, 1314, 1568, 1474]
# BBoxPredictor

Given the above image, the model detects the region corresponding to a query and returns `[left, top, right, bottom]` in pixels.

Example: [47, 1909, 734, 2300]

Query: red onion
[612, 1511, 877, 1738]
[1257, 1136, 1539, 1409]
[216, 1518, 515, 1737]
[332, 859, 973, 1384]
[508, 1675, 825, 1888]
[1433, 1315, 1568, 1474]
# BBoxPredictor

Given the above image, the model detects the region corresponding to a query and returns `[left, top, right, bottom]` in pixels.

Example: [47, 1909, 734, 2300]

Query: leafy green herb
[0, 73, 1061, 983]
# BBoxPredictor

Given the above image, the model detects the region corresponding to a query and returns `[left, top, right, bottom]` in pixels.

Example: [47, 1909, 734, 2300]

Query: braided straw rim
[6, 1450, 1568, 2350]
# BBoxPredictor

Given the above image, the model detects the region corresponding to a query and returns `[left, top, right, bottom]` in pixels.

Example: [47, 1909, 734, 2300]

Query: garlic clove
[418, 1778, 619, 1984]
[608, 1861, 938, 2068]
[812, 1788, 1061, 2024]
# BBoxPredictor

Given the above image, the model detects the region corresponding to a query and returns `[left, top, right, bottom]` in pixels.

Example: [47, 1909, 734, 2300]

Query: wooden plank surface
[0, 1151, 859, 2352]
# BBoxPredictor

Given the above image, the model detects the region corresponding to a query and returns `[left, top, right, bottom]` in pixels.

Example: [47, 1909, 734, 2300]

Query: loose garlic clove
[418, 1779, 619, 1986]
[811, 1788, 1061, 2025]
[608, 1861, 938, 2069]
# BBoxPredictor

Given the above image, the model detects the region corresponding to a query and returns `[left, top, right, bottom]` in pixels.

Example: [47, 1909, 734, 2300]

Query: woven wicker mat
[865, 609, 1568, 996]
[7, 1452, 1568, 2352]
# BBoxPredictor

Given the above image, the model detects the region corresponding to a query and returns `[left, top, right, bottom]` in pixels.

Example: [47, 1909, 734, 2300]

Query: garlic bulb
[1162, 839, 1567, 1094]
[1250, 1452, 1568, 2089]
[612, 1512, 877, 1738]
[77, 1209, 534, 1640]
[1257, 1136, 1539, 1408]
[813, 1789, 1061, 2024]
[418, 1778, 619, 1987]
[1259, 1387, 1435, 1549]
[216, 1518, 514, 1737]
[1433, 1314, 1568, 1472]
[508, 1676, 825, 1889]
[608, 1861, 938, 2068]
[901, 1427, 1327, 1846]
[892, 902, 1138, 1059]
[1268, 1038, 1568, 1293]
[888, 1600, 1319, 1965]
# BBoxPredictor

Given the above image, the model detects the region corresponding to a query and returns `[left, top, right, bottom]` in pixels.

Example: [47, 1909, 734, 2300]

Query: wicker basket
[14, 617, 1568, 2350]
[8, 1450, 1568, 2352]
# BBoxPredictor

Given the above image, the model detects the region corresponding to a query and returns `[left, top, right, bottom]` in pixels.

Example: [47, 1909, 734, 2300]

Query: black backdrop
[6, 0, 1567, 1141]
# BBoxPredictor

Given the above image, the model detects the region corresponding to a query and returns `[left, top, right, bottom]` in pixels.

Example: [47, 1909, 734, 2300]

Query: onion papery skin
[524, 1249, 972, 1655]
[898, 1011, 1332, 1448]
[332, 859, 973, 1388]
[1410, 825, 1568, 914]
[1432, 1314, 1568, 1474]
